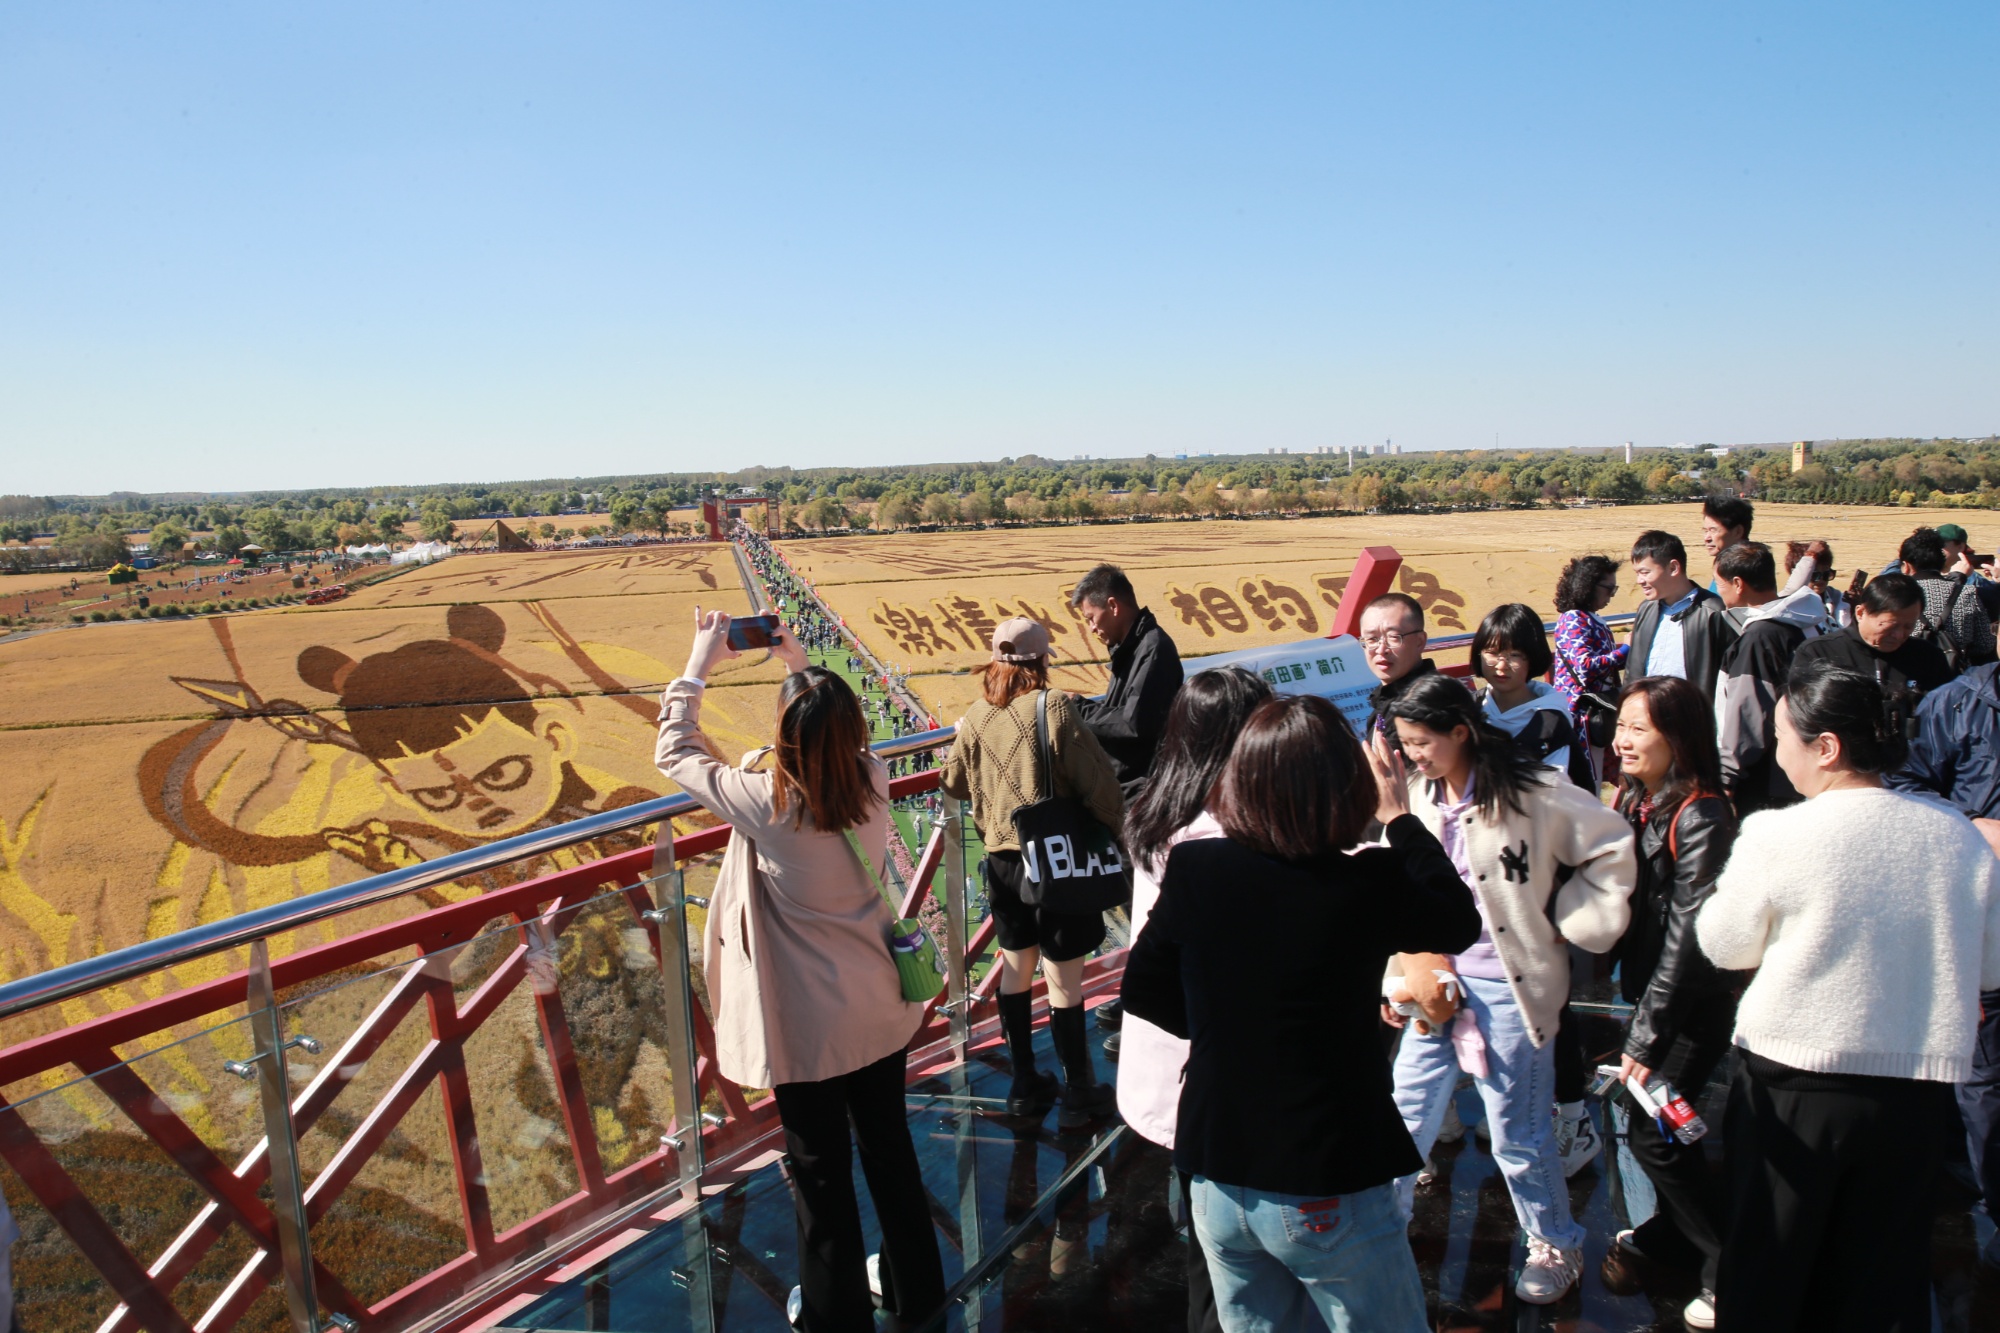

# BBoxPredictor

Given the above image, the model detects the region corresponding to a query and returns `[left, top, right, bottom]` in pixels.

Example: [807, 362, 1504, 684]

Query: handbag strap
[841, 825, 902, 917]
[1035, 689, 1053, 802]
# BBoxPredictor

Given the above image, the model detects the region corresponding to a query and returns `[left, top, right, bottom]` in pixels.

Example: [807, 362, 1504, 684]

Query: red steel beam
[1326, 546, 1403, 639]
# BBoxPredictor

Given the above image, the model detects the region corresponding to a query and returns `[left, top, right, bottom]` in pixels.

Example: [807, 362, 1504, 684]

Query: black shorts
[982, 850, 1107, 963]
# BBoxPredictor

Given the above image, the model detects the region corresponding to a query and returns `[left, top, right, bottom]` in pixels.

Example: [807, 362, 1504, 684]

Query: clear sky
[3, 4, 1995, 494]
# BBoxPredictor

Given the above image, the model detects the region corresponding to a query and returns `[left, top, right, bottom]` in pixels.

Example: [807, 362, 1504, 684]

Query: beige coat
[1385, 770, 1636, 1047]
[938, 688, 1125, 851]
[656, 679, 925, 1088]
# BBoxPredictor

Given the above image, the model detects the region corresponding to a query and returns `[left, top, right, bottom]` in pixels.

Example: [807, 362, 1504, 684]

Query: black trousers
[773, 1048, 947, 1333]
[1716, 1053, 1950, 1333]
[1621, 993, 1735, 1290]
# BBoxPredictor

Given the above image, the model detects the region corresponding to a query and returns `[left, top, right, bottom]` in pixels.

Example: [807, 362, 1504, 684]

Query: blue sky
[2, 3, 1995, 494]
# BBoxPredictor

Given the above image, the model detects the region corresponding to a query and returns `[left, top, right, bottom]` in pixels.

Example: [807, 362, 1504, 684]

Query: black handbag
[1579, 690, 1620, 748]
[1009, 691, 1131, 913]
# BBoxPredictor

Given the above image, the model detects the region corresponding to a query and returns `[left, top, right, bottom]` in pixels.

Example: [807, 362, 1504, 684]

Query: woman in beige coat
[657, 609, 943, 1333]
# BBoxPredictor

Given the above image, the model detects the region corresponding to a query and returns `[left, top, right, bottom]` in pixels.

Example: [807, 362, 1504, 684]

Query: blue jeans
[1391, 972, 1584, 1249]
[1189, 1177, 1427, 1333]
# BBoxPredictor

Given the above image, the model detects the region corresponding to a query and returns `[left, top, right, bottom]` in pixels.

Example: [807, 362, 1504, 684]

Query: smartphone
[726, 613, 783, 651]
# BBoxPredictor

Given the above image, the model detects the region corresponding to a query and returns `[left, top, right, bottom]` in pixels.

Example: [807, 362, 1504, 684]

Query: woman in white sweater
[1696, 661, 2000, 1332]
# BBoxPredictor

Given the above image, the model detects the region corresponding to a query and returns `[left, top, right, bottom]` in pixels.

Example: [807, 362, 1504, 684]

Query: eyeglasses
[1360, 630, 1420, 650]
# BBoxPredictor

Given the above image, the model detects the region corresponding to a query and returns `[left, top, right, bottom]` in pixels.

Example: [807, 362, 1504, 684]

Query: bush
[200, 601, 217, 614]
[70, 614, 85, 623]
[89, 611, 106, 622]
[163, 604, 183, 617]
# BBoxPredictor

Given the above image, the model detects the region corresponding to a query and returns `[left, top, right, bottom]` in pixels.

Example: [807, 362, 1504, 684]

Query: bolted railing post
[231, 938, 350, 1333]
[641, 822, 706, 1204]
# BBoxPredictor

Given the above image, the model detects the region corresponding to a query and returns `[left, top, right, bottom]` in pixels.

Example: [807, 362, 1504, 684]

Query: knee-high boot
[1050, 1004, 1117, 1129]
[999, 990, 1059, 1116]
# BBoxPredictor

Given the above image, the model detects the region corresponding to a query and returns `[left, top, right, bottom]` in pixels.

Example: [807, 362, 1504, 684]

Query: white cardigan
[1697, 786, 2000, 1083]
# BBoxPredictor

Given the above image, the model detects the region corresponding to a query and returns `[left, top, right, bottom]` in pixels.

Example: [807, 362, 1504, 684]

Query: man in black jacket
[1789, 573, 1955, 703]
[1711, 543, 1810, 815]
[1625, 530, 1739, 705]
[1071, 563, 1184, 800]
[1360, 593, 1442, 740]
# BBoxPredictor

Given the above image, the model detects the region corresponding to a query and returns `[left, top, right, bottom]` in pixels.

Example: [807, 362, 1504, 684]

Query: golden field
[784, 503, 1979, 719]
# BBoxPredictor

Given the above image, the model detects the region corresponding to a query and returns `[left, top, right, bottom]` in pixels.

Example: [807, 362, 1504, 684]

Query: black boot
[1050, 1004, 1116, 1129]
[1000, 990, 1058, 1116]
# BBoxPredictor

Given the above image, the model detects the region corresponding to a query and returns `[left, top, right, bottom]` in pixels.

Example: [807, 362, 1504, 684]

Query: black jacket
[1080, 607, 1183, 797]
[1625, 587, 1739, 705]
[1789, 623, 1955, 699]
[1714, 617, 1806, 815]
[1367, 659, 1441, 741]
[1614, 794, 1743, 1067]
[1120, 818, 1481, 1197]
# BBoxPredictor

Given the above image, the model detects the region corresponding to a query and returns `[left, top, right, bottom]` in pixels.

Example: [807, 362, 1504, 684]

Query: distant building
[1792, 440, 1813, 473]
[1705, 446, 1733, 459]
[1624, 441, 1634, 465]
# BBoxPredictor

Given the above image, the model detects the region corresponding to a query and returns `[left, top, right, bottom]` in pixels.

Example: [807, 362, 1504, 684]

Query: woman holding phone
[657, 608, 945, 1333]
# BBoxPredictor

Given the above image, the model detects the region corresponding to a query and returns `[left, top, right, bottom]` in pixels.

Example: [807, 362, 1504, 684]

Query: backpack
[1917, 575, 1971, 674]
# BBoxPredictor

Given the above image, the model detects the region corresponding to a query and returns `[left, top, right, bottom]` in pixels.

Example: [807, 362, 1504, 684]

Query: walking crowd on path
[678, 505, 2000, 1333]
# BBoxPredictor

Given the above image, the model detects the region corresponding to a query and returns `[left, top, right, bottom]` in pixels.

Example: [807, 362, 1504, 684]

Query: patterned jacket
[1552, 610, 1627, 723]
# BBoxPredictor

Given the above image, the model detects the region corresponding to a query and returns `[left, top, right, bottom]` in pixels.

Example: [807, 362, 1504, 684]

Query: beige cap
[991, 616, 1051, 663]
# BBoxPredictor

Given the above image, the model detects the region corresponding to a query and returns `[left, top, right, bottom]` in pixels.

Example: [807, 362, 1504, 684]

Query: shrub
[163, 604, 183, 617]
[200, 601, 217, 614]
[89, 611, 106, 622]
[70, 614, 85, 623]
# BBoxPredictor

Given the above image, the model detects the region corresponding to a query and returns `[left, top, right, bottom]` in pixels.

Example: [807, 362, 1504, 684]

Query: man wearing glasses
[1360, 593, 1446, 738]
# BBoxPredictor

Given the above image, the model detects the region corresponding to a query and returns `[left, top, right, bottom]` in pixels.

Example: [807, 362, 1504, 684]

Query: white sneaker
[867, 1251, 883, 1301]
[1683, 1289, 1716, 1329]
[1435, 1099, 1466, 1143]
[1555, 1105, 1602, 1178]
[1515, 1237, 1582, 1304]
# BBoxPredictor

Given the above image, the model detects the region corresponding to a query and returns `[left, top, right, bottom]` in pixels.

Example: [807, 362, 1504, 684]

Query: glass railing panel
[0, 1006, 276, 1333]
[284, 949, 468, 1314]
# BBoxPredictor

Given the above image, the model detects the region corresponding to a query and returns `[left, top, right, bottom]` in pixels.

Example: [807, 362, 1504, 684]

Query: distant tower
[1624, 441, 1633, 465]
[1792, 440, 1813, 473]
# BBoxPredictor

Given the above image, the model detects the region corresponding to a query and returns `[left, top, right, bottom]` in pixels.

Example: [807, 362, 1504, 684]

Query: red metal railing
[0, 762, 1108, 1333]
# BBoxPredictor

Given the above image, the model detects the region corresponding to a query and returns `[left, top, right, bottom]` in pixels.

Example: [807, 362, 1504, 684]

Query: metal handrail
[0, 723, 960, 1024]
[1419, 610, 1637, 658]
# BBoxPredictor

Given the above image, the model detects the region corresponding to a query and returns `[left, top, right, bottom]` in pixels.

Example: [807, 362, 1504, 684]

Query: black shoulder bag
[1009, 691, 1131, 913]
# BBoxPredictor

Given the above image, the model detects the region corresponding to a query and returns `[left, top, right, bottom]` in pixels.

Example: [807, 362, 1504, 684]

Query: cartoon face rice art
[139, 604, 663, 902]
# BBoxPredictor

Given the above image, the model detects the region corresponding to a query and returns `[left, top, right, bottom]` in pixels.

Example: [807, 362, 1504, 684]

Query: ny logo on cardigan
[1498, 840, 1531, 883]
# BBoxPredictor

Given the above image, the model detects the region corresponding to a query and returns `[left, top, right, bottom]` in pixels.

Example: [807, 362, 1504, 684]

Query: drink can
[1651, 1080, 1708, 1145]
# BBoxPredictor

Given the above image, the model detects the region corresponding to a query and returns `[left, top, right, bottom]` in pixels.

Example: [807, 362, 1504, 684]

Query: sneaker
[787, 1285, 803, 1328]
[1556, 1105, 1602, 1178]
[1515, 1237, 1582, 1305]
[1683, 1290, 1716, 1330]
[867, 1251, 883, 1303]
[1435, 1099, 1466, 1144]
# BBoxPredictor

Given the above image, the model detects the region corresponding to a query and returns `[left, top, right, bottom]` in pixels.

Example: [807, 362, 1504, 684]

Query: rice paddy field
[784, 501, 1968, 720]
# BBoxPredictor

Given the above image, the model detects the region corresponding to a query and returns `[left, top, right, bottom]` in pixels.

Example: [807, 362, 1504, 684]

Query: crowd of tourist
[662, 505, 2000, 1333]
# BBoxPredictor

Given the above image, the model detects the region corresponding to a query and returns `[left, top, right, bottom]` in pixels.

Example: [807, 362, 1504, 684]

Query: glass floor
[497, 1006, 2000, 1333]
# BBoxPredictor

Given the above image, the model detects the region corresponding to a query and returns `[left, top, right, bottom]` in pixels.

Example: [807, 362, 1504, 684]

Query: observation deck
[0, 617, 1993, 1333]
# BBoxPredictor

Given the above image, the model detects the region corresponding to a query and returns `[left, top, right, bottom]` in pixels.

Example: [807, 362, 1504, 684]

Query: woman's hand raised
[769, 624, 811, 675]
[1368, 730, 1412, 825]
[683, 607, 741, 683]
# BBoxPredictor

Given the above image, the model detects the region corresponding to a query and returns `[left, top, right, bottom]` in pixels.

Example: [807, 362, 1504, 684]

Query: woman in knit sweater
[939, 616, 1125, 1128]
[1696, 662, 2000, 1332]
[1380, 673, 1636, 1306]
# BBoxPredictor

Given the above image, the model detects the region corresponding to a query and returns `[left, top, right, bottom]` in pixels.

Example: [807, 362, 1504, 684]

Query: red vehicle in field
[303, 584, 349, 605]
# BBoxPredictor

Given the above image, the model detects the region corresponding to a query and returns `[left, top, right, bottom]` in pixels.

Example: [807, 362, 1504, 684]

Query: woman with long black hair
[1115, 667, 1272, 1333]
[1602, 676, 1740, 1329]
[1381, 672, 1636, 1305]
[1698, 663, 2000, 1331]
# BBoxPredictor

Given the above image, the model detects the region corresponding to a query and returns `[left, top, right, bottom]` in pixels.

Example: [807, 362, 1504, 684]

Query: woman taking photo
[1122, 693, 1480, 1332]
[1115, 667, 1271, 1333]
[657, 609, 945, 1333]
[1603, 677, 1741, 1330]
[1381, 673, 1635, 1305]
[1697, 663, 2000, 1332]
[940, 616, 1125, 1128]
[1552, 554, 1629, 784]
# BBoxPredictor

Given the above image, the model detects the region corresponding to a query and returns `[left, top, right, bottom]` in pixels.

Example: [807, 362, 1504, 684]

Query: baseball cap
[991, 616, 1051, 662]
[1937, 523, 1968, 543]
